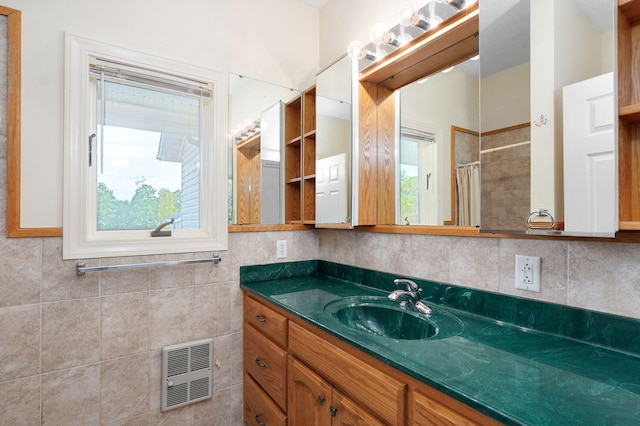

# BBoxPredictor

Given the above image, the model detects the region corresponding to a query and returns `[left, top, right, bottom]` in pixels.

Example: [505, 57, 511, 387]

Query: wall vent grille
[161, 338, 213, 412]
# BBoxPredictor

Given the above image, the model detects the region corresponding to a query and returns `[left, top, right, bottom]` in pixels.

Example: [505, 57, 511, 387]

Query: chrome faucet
[388, 278, 432, 316]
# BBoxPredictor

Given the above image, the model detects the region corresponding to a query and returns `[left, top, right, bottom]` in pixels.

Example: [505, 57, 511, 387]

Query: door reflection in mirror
[315, 55, 353, 226]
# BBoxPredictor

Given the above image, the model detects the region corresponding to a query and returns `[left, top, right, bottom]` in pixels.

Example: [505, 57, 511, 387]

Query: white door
[316, 153, 347, 224]
[563, 72, 616, 235]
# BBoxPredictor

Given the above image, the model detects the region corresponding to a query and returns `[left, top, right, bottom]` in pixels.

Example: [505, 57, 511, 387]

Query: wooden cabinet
[288, 356, 332, 425]
[243, 295, 288, 424]
[244, 373, 287, 426]
[618, 0, 640, 230]
[284, 86, 316, 224]
[409, 387, 498, 426]
[288, 356, 385, 426]
[289, 321, 405, 425]
[243, 292, 500, 426]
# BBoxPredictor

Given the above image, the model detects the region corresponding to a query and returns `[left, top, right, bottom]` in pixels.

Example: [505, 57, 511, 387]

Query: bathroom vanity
[241, 261, 640, 425]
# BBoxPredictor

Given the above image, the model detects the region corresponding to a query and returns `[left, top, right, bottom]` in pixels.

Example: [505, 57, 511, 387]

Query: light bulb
[441, 66, 454, 73]
[382, 31, 400, 47]
[359, 47, 377, 62]
[443, 0, 466, 10]
[347, 40, 364, 59]
[398, 1, 418, 27]
[410, 12, 431, 31]
[369, 22, 388, 45]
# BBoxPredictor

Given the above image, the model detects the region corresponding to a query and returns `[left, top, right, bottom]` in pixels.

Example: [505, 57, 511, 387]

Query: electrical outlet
[276, 240, 287, 259]
[515, 255, 541, 292]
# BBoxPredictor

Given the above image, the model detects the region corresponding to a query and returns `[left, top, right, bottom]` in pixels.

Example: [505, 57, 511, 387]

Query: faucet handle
[393, 278, 421, 294]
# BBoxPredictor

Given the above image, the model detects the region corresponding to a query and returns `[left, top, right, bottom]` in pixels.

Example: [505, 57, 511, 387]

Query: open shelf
[618, 0, 640, 227]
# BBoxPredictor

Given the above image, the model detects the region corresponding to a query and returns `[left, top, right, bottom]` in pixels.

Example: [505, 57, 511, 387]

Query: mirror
[228, 75, 300, 225]
[479, 0, 616, 236]
[396, 57, 480, 226]
[315, 55, 355, 227]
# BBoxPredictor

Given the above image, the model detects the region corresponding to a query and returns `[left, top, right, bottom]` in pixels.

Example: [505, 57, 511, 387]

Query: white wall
[319, 0, 401, 68]
[6, 0, 319, 228]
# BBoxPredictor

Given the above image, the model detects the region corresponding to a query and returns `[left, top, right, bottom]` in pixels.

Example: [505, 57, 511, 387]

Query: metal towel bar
[76, 253, 221, 276]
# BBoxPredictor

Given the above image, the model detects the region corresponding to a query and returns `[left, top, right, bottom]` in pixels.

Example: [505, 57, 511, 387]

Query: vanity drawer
[245, 294, 288, 347]
[244, 323, 288, 411]
[289, 321, 406, 425]
[244, 373, 286, 426]
[409, 387, 501, 426]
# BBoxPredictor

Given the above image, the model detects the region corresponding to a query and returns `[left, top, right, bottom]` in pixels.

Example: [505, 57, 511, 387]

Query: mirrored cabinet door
[315, 55, 355, 227]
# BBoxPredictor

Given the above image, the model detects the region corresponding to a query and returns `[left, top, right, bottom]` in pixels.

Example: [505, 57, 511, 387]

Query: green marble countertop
[240, 261, 640, 425]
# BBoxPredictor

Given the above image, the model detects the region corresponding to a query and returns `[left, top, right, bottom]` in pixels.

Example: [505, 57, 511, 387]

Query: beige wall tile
[150, 256, 194, 290]
[404, 234, 451, 282]
[0, 304, 40, 381]
[230, 383, 244, 425]
[449, 237, 500, 291]
[193, 284, 218, 338]
[149, 405, 194, 426]
[0, 376, 41, 424]
[568, 241, 640, 317]
[194, 388, 230, 426]
[0, 238, 42, 308]
[101, 353, 150, 424]
[213, 334, 232, 391]
[499, 239, 568, 303]
[100, 255, 151, 296]
[193, 251, 232, 285]
[318, 229, 356, 265]
[355, 232, 411, 274]
[104, 414, 150, 426]
[41, 298, 100, 373]
[43, 238, 99, 302]
[149, 287, 194, 351]
[42, 364, 100, 426]
[101, 292, 150, 360]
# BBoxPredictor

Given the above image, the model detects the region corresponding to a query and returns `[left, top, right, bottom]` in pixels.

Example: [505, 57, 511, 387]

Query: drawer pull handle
[330, 406, 338, 417]
[255, 314, 268, 323]
[317, 396, 326, 406]
[254, 413, 267, 426]
[255, 357, 268, 369]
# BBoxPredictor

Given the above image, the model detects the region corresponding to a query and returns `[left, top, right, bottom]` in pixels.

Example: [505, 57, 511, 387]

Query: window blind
[89, 58, 212, 100]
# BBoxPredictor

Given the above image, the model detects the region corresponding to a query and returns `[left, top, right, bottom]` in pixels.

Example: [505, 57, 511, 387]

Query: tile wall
[0, 231, 318, 425]
[319, 230, 640, 319]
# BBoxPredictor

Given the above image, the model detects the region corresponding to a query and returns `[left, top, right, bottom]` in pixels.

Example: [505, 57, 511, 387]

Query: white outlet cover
[276, 240, 287, 259]
[515, 255, 541, 292]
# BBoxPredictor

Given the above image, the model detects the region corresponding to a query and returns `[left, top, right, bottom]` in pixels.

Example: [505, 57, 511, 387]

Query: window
[64, 35, 227, 259]
[398, 127, 437, 226]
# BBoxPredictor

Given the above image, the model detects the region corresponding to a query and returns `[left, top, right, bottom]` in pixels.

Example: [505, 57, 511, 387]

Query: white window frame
[63, 34, 228, 259]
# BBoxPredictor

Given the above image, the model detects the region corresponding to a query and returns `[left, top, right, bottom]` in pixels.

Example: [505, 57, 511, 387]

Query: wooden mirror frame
[3, 7, 61, 237]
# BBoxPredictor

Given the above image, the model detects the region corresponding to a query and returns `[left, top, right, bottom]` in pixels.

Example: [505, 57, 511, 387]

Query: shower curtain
[456, 164, 480, 227]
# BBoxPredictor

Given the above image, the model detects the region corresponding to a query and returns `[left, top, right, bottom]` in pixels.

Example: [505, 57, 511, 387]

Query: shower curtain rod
[480, 140, 530, 155]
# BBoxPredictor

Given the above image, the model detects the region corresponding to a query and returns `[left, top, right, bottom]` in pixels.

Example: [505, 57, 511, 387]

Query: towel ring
[527, 208, 555, 229]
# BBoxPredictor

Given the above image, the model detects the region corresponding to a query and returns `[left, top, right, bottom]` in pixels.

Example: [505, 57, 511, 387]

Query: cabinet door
[330, 390, 385, 426]
[288, 357, 332, 426]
